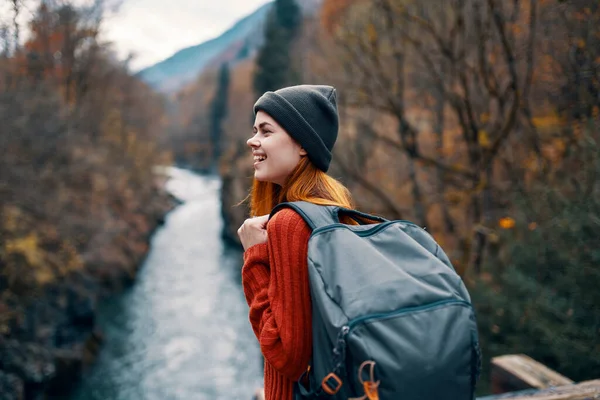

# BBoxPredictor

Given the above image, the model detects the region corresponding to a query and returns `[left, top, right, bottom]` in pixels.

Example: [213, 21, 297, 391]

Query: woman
[237, 84, 355, 400]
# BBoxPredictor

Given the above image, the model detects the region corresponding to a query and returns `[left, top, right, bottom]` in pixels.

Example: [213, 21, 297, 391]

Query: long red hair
[246, 156, 357, 222]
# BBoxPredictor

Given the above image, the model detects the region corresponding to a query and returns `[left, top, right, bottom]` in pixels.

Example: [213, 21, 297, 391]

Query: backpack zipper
[325, 299, 473, 382]
[345, 299, 472, 333]
[312, 220, 435, 240]
[313, 221, 410, 237]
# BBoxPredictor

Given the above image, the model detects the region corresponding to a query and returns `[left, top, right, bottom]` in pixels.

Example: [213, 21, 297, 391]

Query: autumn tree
[319, 0, 539, 271]
[209, 63, 230, 165]
[472, 115, 600, 388]
[470, 0, 600, 387]
[0, 4, 169, 390]
[253, 0, 302, 96]
[23, 2, 99, 105]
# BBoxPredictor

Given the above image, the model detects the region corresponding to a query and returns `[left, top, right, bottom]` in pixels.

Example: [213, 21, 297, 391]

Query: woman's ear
[299, 147, 307, 156]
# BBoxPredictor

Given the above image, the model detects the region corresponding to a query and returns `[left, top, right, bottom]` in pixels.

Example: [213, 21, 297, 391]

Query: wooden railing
[478, 354, 599, 400]
[250, 354, 600, 400]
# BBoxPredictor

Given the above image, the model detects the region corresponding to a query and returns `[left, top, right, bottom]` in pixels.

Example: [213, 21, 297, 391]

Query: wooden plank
[491, 354, 574, 394]
[477, 379, 600, 400]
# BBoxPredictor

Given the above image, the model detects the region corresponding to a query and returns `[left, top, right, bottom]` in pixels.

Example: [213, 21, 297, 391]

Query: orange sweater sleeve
[241, 208, 312, 381]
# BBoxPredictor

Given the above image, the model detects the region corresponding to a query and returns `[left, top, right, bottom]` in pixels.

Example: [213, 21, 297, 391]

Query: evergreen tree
[253, 0, 301, 96]
[274, 0, 301, 38]
[236, 39, 250, 60]
[209, 63, 230, 164]
[471, 117, 600, 392]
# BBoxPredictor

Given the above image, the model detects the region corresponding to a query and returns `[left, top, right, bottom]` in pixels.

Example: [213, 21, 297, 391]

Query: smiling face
[247, 111, 307, 186]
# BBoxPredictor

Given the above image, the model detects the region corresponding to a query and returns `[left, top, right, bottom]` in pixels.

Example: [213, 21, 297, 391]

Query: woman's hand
[237, 215, 269, 251]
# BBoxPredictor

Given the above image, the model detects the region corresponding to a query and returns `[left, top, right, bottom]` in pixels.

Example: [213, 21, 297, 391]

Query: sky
[0, 0, 271, 72]
[103, 0, 272, 71]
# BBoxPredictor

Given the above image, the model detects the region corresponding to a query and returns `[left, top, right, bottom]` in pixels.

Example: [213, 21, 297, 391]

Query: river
[70, 168, 263, 400]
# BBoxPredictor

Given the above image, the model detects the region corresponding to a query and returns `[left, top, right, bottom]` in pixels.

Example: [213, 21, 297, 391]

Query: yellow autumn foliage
[3, 224, 83, 286]
[498, 217, 516, 229]
[2, 205, 21, 232]
[478, 130, 491, 148]
[531, 114, 565, 129]
[4, 233, 55, 285]
[5, 233, 45, 268]
[367, 22, 377, 44]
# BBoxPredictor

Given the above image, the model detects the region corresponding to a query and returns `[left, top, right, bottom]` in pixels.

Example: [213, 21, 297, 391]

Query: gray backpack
[270, 201, 481, 400]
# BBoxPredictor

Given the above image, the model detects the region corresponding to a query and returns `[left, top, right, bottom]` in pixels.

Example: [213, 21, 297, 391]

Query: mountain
[137, 3, 272, 93]
[137, 0, 323, 94]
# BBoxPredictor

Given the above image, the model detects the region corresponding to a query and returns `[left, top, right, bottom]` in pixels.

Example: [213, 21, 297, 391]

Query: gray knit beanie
[253, 84, 339, 172]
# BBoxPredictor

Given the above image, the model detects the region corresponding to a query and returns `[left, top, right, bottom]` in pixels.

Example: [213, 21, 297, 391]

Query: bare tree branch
[333, 156, 407, 219]
[360, 126, 478, 181]
[484, 0, 521, 166]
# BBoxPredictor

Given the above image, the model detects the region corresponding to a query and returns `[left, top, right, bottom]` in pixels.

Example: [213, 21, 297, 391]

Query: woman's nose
[247, 135, 260, 148]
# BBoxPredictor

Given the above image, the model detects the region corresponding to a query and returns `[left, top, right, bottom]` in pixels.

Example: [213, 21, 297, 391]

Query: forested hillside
[0, 1, 172, 397]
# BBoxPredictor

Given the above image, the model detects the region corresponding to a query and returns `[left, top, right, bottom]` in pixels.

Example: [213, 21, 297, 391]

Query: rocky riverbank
[0, 191, 175, 400]
[219, 146, 253, 248]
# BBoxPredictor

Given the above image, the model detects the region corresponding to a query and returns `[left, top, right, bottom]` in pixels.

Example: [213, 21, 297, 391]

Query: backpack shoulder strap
[269, 201, 338, 231]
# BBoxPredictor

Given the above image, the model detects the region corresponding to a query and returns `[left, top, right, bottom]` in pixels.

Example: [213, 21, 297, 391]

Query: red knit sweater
[242, 208, 312, 400]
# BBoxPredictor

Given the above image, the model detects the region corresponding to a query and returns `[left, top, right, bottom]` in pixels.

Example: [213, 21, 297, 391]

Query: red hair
[245, 156, 357, 224]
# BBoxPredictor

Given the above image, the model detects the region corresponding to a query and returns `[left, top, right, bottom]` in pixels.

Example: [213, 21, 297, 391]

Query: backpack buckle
[321, 372, 343, 395]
